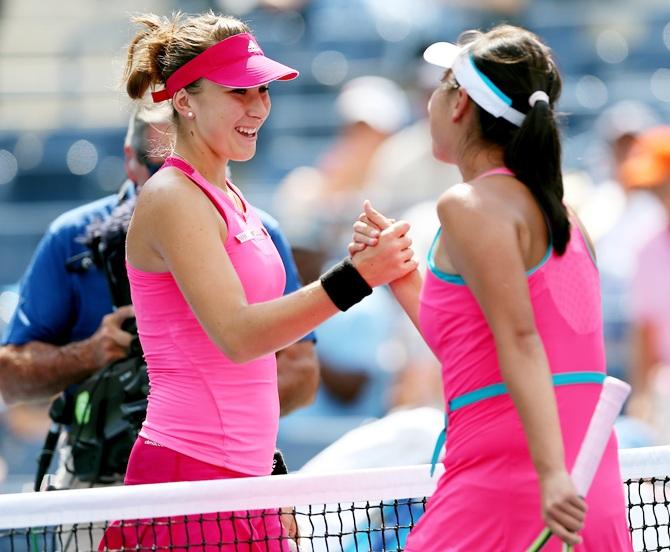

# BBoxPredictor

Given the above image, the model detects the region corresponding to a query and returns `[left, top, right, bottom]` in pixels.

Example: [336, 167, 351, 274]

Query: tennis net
[0, 446, 667, 551]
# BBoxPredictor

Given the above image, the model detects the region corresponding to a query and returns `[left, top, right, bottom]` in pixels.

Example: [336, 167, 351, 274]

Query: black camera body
[68, 341, 148, 483]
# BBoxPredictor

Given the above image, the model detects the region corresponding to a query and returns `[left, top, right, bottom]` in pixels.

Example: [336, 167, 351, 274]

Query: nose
[246, 88, 270, 119]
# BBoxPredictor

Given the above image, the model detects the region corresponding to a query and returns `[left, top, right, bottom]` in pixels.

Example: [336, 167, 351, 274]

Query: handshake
[344, 200, 418, 289]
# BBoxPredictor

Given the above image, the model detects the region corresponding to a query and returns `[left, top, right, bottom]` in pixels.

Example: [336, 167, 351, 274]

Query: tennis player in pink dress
[350, 25, 631, 551]
[100, 11, 417, 552]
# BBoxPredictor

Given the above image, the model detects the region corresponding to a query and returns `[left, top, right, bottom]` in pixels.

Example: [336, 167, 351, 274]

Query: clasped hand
[348, 200, 417, 287]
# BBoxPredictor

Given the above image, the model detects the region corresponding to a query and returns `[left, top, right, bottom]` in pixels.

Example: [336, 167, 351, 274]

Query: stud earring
[187, 111, 194, 119]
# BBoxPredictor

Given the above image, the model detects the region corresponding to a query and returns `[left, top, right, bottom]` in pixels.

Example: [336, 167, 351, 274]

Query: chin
[232, 148, 257, 163]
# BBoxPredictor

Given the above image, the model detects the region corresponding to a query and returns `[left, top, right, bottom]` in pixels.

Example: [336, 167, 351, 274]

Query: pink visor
[151, 32, 299, 103]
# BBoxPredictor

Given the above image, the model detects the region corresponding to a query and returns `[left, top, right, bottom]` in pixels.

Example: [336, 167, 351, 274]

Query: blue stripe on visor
[466, 55, 512, 106]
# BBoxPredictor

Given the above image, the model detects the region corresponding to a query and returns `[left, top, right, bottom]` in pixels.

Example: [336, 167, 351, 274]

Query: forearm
[0, 340, 98, 405]
[389, 269, 423, 330]
[277, 341, 320, 416]
[498, 332, 566, 477]
[221, 281, 339, 363]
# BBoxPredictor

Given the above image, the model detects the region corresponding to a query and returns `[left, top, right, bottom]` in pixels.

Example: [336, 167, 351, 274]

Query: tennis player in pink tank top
[350, 25, 631, 551]
[100, 12, 418, 552]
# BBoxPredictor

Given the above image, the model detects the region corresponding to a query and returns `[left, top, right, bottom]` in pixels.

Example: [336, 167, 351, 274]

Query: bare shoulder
[135, 168, 219, 225]
[436, 178, 514, 234]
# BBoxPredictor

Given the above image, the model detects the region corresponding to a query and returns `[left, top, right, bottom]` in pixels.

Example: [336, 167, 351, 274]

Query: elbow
[213, 313, 264, 364]
[511, 328, 543, 351]
[221, 342, 255, 364]
[212, 325, 255, 363]
[218, 333, 264, 364]
[495, 328, 544, 368]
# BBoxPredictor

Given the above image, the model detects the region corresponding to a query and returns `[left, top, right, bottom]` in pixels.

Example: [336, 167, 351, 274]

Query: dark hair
[459, 25, 570, 254]
[123, 11, 250, 102]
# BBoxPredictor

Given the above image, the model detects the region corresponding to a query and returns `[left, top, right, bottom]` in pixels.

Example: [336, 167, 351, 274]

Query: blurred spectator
[362, 57, 462, 220]
[578, 101, 667, 384]
[274, 76, 412, 412]
[273, 75, 411, 255]
[304, 286, 403, 418]
[620, 126, 670, 442]
[355, 51, 462, 412]
[274, 76, 414, 466]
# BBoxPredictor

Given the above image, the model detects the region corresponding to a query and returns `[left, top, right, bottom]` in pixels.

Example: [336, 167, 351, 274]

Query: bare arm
[389, 271, 423, 330]
[350, 201, 423, 329]
[277, 340, 320, 416]
[438, 185, 584, 545]
[0, 306, 134, 405]
[130, 176, 417, 365]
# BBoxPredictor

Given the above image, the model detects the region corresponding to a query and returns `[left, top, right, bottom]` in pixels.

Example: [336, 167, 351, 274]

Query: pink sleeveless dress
[100, 157, 290, 551]
[404, 169, 631, 551]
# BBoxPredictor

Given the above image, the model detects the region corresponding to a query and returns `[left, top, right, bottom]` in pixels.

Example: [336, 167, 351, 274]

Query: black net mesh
[0, 498, 427, 551]
[0, 478, 669, 551]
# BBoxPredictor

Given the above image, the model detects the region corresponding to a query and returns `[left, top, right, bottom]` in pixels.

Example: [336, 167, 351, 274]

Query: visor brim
[205, 55, 299, 89]
[423, 42, 462, 69]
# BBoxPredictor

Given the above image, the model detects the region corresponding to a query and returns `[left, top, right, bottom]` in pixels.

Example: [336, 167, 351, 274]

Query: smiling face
[186, 78, 271, 163]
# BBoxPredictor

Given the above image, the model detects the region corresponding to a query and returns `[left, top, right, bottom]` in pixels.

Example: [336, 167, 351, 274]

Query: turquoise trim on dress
[427, 228, 466, 285]
[526, 243, 553, 276]
[427, 227, 553, 284]
[449, 371, 606, 412]
[429, 371, 606, 476]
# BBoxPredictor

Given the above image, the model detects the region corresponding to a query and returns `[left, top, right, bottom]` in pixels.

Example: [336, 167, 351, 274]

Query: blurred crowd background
[1, 0, 670, 492]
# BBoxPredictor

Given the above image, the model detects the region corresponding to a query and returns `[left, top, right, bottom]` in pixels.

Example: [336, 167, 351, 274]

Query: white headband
[424, 42, 526, 127]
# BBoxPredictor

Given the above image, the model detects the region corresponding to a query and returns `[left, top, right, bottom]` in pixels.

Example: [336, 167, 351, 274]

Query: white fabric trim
[424, 42, 526, 127]
[0, 446, 667, 529]
[528, 90, 550, 107]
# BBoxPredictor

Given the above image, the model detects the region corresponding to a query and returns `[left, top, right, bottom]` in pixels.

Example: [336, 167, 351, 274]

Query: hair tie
[528, 91, 550, 108]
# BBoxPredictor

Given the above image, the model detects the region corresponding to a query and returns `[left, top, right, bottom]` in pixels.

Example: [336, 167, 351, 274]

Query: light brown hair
[123, 11, 250, 101]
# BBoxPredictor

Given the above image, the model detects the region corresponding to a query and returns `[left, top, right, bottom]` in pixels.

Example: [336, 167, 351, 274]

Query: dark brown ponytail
[462, 26, 570, 254]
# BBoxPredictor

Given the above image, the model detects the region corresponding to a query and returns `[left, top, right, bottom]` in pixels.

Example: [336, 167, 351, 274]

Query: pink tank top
[419, 168, 605, 445]
[127, 156, 286, 476]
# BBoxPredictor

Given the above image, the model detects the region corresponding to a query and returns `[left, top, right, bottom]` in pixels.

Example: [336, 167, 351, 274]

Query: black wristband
[320, 258, 373, 311]
[272, 449, 288, 475]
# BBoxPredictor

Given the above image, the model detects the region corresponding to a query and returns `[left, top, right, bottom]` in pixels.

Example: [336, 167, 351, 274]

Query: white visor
[423, 42, 525, 127]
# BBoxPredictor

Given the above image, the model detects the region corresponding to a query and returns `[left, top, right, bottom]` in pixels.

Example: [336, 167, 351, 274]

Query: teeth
[236, 127, 257, 137]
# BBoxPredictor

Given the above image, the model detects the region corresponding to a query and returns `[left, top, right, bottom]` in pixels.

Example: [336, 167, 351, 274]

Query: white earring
[187, 111, 194, 119]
